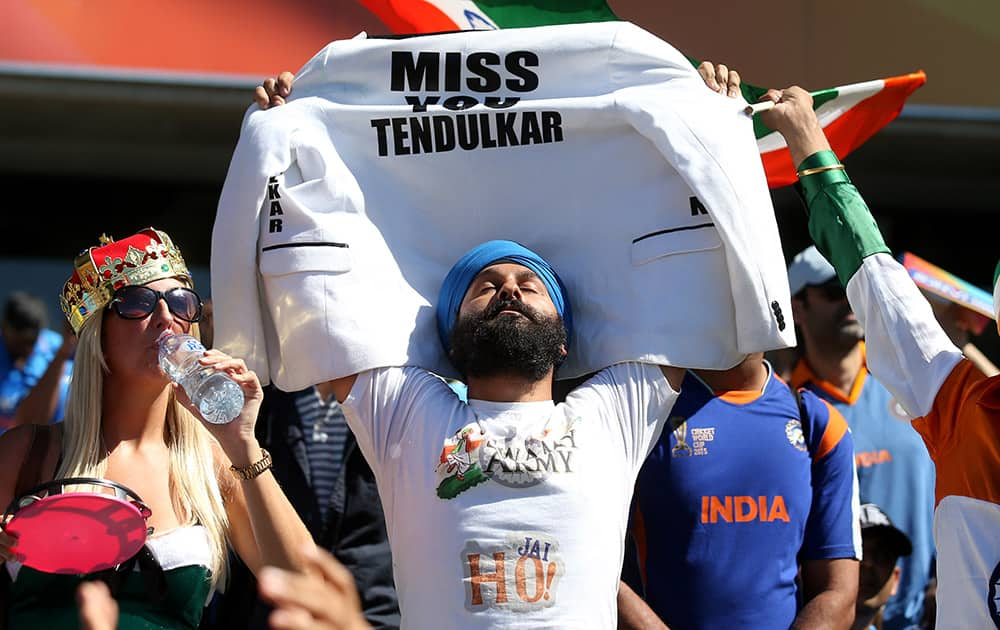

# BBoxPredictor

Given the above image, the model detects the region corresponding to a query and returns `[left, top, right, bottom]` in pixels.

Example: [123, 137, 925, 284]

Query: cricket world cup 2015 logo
[670, 416, 692, 457]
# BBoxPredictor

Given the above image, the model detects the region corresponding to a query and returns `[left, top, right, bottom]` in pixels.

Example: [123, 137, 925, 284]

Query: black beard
[449, 297, 566, 382]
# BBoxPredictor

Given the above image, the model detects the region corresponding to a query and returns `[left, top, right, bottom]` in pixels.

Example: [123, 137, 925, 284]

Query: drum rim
[3, 476, 151, 522]
[3, 478, 153, 574]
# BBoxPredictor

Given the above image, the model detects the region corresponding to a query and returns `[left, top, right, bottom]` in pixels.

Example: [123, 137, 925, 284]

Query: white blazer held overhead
[211, 21, 795, 391]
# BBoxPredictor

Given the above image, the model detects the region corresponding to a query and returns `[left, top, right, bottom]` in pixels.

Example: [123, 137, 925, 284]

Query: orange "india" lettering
[855, 450, 892, 468]
[700, 495, 790, 523]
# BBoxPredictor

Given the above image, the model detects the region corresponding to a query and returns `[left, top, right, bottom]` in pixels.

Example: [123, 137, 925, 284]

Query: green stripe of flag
[474, 0, 617, 27]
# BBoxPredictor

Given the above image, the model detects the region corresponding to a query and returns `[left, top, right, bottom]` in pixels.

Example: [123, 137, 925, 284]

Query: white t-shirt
[342, 362, 677, 629]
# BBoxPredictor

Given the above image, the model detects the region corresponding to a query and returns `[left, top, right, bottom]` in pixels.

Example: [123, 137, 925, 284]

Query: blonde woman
[0, 228, 315, 628]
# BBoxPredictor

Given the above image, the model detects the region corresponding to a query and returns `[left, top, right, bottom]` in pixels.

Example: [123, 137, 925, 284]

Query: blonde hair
[56, 310, 229, 588]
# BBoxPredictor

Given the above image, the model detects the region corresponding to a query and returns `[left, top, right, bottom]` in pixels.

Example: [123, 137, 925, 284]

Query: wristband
[797, 164, 845, 178]
[795, 150, 852, 206]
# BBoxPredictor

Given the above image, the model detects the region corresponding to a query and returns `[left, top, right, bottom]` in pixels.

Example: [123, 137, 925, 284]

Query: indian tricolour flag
[746, 72, 927, 187]
[356, 0, 617, 32]
[356, 0, 926, 188]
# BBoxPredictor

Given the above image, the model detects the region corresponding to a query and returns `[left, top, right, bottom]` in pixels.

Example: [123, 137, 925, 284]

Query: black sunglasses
[109, 285, 203, 323]
[807, 282, 847, 302]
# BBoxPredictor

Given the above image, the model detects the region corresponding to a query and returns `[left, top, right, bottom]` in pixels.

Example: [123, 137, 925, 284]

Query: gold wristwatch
[229, 449, 273, 481]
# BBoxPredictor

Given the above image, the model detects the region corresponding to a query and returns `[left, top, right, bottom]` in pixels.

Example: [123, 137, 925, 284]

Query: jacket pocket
[259, 238, 352, 276]
[630, 222, 722, 267]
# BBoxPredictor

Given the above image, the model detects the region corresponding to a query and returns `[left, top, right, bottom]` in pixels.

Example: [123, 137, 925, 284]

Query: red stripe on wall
[2, 0, 386, 76]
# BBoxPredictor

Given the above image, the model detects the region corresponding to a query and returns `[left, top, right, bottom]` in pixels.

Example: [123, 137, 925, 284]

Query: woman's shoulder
[0, 424, 62, 510]
[0, 424, 61, 474]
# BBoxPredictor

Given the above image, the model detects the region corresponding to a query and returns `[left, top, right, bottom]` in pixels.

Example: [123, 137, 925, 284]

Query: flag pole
[744, 100, 775, 115]
[743, 88, 824, 115]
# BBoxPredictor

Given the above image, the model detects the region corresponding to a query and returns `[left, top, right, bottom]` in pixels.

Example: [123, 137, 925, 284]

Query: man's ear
[553, 344, 568, 369]
[790, 294, 807, 323]
[888, 565, 902, 597]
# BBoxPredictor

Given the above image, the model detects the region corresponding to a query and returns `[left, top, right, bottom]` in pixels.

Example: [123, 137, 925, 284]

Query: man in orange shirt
[787, 245, 935, 630]
[761, 84, 999, 629]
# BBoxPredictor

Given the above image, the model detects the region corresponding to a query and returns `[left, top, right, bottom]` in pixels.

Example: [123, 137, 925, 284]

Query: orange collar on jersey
[790, 342, 869, 405]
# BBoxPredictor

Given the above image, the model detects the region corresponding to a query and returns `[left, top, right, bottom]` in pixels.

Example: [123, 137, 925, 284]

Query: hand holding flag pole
[745, 100, 778, 115]
[744, 71, 927, 186]
[744, 73, 926, 119]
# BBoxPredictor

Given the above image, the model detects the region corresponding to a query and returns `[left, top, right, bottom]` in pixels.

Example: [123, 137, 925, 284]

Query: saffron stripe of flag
[355, 0, 926, 188]
[356, 0, 616, 32]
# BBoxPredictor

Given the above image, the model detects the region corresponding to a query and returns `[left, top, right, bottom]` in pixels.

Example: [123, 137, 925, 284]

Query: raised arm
[184, 350, 315, 574]
[318, 375, 359, 405]
[759, 87, 964, 420]
[10, 328, 75, 428]
[254, 71, 294, 109]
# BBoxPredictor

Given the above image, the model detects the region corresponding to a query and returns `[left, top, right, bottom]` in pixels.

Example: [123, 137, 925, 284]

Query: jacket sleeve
[799, 152, 964, 418]
[211, 107, 289, 384]
[610, 23, 794, 357]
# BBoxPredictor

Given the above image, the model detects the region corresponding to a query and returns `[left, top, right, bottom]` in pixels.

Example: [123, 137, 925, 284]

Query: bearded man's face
[450, 263, 567, 381]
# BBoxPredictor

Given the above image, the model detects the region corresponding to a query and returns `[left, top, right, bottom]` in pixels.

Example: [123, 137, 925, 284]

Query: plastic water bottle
[157, 332, 244, 424]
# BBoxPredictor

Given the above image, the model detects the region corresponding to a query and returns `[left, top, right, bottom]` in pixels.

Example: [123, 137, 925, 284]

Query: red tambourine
[2, 477, 152, 575]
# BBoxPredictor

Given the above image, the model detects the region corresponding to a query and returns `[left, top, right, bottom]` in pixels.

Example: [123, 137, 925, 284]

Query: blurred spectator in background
[788, 246, 935, 630]
[199, 298, 215, 350]
[771, 257, 998, 389]
[853, 504, 913, 630]
[765, 345, 801, 382]
[0, 291, 74, 433]
[214, 381, 399, 629]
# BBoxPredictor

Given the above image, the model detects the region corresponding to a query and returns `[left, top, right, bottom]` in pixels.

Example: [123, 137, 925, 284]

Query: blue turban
[436, 240, 573, 353]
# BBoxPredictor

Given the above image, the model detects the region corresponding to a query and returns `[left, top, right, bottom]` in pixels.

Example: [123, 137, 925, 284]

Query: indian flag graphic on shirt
[437, 425, 490, 499]
[356, 0, 926, 188]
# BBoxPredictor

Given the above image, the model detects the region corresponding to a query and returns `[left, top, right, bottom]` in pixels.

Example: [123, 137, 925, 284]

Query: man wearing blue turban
[317, 238, 684, 628]
[436, 239, 574, 388]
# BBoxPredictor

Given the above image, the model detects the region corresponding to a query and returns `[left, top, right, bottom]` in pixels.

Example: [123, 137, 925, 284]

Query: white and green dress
[5, 525, 213, 629]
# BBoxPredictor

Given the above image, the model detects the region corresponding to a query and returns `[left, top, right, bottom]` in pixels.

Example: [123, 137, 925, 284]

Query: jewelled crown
[60, 227, 192, 334]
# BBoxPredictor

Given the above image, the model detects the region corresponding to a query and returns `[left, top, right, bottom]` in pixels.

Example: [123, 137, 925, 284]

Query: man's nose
[498, 278, 522, 300]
